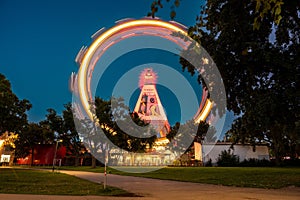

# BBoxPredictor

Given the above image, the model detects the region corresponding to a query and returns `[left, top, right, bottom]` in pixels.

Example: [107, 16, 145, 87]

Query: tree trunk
[9, 151, 14, 166]
[30, 147, 34, 166]
[274, 148, 281, 166]
[74, 154, 79, 167]
[273, 139, 282, 166]
[91, 156, 96, 168]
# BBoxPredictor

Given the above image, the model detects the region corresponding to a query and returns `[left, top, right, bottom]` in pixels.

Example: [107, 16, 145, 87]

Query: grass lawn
[56, 166, 300, 189]
[0, 168, 133, 196]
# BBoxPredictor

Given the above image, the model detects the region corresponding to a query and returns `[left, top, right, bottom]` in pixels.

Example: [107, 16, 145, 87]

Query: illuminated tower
[134, 68, 170, 138]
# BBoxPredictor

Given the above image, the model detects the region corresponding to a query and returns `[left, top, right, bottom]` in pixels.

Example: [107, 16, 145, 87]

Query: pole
[104, 160, 107, 189]
[104, 148, 108, 189]
[52, 140, 59, 173]
[52, 139, 62, 173]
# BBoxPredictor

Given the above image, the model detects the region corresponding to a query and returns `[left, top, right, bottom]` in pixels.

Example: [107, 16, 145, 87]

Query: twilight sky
[0, 0, 233, 137]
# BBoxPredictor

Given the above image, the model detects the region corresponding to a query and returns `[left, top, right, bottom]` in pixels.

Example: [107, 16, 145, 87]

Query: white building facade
[202, 143, 270, 164]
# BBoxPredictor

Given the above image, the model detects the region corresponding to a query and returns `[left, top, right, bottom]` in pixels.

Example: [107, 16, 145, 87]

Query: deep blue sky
[0, 0, 203, 122]
[0, 0, 234, 137]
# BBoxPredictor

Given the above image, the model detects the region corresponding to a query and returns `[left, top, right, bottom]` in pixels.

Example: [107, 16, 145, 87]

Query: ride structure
[69, 18, 219, 168]
[134, 68, 170, 139]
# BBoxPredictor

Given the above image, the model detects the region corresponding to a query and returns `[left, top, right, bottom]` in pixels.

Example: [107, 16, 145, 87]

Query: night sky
[0, 0, 233, 137]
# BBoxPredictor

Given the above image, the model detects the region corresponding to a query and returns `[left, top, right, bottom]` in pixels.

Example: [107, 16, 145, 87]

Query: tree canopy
[94, 97, 157, 153]
[0, 73, 32, 135]
[150, 0, 300, 162]
[14, 122, 53, 163]
[41, 104, 84, 166]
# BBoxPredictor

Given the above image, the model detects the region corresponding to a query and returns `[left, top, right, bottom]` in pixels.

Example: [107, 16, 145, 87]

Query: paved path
[60, 170, 300, 200]
[1, 169, 300, 200]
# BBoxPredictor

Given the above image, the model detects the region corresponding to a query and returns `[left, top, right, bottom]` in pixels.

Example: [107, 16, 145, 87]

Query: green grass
[56, 166, 300, 189]
[0, 168, 133, 196]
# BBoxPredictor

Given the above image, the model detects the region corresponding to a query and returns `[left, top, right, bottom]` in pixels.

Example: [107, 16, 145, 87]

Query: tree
[227, 87, 299, 163]
[167, 120, 212, 154]
[76, 117, 104, 167]
[194, 0, 299, 164]
[94, 97, 157, 154]
[217, 149, 240, 167]
[42, 108, 64, 136]
[15, 122, 54, 165]
[71, 97, 156, 166]
[149, 0, 287, 29]
[0, 131, 18, 165]
[149, 0, 300, 163]
[42, 105, 84, 166]
[148, 0, 181, 19]
[0, 73, 32, 135]
[253, 0, 284, 29]
[0, 132, 18, 150]
[61, 103, 85, 167]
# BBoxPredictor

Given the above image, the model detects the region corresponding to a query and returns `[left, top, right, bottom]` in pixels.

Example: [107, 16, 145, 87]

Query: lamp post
[104, 144, 109, 189]
[52, 139, 63, 173]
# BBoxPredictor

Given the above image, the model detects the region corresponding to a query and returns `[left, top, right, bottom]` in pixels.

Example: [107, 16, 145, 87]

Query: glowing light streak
[115, 18, 134, 24]
[75, 46, 87, 65]
[91, 27, 106, 40]
[194, 99, 213, 123]
[121, 33, 136, 39]
[77, 19, 212, 123]
[78, 19, 188, 120]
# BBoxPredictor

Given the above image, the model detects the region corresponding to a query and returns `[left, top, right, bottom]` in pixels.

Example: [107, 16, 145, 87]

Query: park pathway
[1, 168, 299, 200]
[60, 170, 300, 200]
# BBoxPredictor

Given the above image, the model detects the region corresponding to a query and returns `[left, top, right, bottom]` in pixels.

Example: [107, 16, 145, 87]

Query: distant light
[0, 140, 4, 148]
[202, 57, 209, 65]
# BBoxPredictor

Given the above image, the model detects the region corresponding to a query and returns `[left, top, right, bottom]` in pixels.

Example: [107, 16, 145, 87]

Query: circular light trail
[71, 18, 227, 172]
[76, 18, 211, 123]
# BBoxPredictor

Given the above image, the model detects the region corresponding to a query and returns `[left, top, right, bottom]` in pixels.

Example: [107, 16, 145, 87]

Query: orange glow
[0, 140, 4, 148]
[194, 99, 213, 123]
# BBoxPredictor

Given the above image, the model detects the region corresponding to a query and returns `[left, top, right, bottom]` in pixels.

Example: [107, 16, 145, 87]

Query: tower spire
[134, 68, 170, 138]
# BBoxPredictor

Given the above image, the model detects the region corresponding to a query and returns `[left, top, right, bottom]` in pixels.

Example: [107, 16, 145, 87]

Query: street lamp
[52, 139, 63, 173]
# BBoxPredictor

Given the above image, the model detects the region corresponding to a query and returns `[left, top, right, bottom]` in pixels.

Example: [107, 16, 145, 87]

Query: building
[0, 132, 18, 166]
[190, 142, 270, 166]
[133, 68, 170, 138]
[113, 68, 171, 166]
[16, 144, 66, 166]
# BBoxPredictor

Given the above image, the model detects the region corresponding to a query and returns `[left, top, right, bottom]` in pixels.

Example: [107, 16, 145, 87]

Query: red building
[17, 144, 66, 165]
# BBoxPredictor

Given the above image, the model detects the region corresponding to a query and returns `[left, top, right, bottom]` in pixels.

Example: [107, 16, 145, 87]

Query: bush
[239, 158, 273, 167]
[204, 158, 212, 167]
[217, 150, 240, 167]
[280, 158, 300, 167]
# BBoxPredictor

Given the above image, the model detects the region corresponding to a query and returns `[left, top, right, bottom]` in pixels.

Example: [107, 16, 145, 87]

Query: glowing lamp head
[139, 68, 157, 88]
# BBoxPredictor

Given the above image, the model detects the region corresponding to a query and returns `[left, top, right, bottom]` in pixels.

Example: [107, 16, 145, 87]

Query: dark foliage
[217, 150, 240, 167]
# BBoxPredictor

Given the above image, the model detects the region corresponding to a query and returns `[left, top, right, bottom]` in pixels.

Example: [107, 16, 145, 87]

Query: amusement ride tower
[69, 18, 223, 168]
[133, 68, 170, 139]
